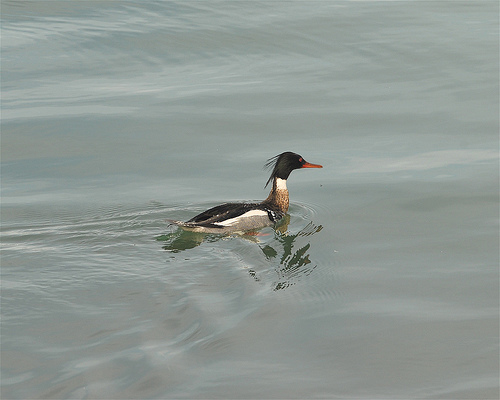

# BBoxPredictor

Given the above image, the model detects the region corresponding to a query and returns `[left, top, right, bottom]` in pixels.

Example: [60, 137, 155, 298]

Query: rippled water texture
[2, 1, 499, 399]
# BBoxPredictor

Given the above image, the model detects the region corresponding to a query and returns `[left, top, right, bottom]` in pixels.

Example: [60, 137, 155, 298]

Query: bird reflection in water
[157, 215, 322, 290]
[263, 216, 323, 290]
[157, 229, 215, 253]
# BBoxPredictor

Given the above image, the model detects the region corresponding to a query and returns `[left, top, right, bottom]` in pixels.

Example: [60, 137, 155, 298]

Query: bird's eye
[299, 157, 303, 162]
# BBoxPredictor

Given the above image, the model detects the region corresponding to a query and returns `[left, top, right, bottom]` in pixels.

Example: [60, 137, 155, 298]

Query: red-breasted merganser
[168, 152, 322, 233]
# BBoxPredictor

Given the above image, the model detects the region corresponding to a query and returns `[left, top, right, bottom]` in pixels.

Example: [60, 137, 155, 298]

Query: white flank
[214, 209, 268, 227]
[276, 178, 287, 190]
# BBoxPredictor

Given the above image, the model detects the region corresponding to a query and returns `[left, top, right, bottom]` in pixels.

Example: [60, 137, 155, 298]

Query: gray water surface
[1, 1, 499, 399]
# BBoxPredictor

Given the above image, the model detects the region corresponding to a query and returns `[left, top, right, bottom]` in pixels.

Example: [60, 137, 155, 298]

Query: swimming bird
[168, 152, 322, 233]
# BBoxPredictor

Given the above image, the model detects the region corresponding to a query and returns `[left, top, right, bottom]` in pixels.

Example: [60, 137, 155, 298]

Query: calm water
[2, 1, 499, 399]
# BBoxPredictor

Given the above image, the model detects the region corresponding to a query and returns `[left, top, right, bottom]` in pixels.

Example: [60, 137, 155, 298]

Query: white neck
[275, 178, 287, 190]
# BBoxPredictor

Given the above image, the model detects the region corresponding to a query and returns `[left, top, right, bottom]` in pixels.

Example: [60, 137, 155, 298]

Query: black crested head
[264, 151, 322, 187]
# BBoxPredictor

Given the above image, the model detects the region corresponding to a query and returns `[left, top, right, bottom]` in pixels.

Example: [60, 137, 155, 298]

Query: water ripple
[157, 199, 340, 305]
